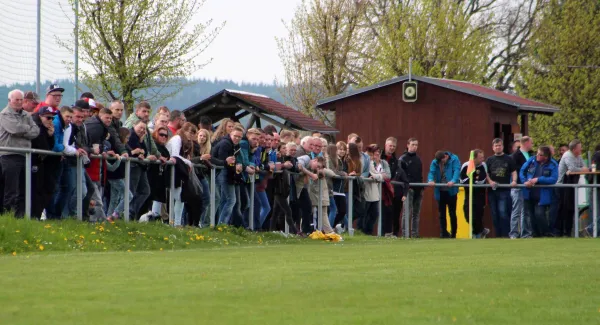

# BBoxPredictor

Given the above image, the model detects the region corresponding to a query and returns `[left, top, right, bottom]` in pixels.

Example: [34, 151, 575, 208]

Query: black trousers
[1, 155, 26, 218]
[333, 195, 347, 227]
[556, 187, 575, 237]
[438, 191, 458, 238]
[383, 197, 404, 236]
[463, 190, 485, 235]
[82, 172, 94, 221]
[291, 188, 312, 233]
[353, 199, 367, 232]
[363, 201, 379, 235]
[270, 194, 298, 234]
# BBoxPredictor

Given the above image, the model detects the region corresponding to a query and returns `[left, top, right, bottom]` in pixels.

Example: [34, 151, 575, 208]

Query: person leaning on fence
[211, 125, 243, 225]
[428, 150, 461, 238]
[270, 142, 302, 235]
[303, 156, 336, 234]
[363, 144, 389, 236]
[30, 106, 58, 219]
[510, 136, 534, 239]
[399, 138, 424, 238]
[0, 90, 40, 217]
[348, 136, 370, 231]
[460, 149, 490, 238]
[345, 143, 365, 232]
[139, 126, 173, 223]
[292, 136, 315, 234]
[34, 84, 63, 113]
[486, 138, 517, 238]
[105, 127, 132, 221]
[556, 139, 588, 237]
[520, 146, 559, 238]
[189, 128, 213, 227]
[325, 143, 346, 233]
[332, 141, 349, 231]
[237, 128, 260, 228]
[107, 101, 129, 160]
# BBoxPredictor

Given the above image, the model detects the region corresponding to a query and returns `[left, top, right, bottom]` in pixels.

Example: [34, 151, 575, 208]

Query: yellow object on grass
[309, 230, 343, 242]
[447, 188, 469, 239]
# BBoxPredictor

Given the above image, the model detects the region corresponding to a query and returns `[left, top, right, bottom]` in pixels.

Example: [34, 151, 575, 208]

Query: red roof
[228, 91, 338, 133]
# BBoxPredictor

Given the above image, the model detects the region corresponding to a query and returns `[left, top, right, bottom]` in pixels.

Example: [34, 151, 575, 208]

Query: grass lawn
[1, 238, 599, 325]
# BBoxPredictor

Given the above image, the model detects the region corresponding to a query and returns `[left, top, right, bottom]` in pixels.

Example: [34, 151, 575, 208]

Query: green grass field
[1, 234, 599, 325]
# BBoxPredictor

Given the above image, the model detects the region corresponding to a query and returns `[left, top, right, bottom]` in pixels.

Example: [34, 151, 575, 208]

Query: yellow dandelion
[90, 232, 96, 235]
[100, 241, 104, 244]
[79, 235, 85, 239]
[44, 224, 51, 229]
[163, 237, 168, 241]
[452, 317, 457, 322]
[23, 240, 28, 244]
[12, 251, 16, 256]
[38, 245, 44, 251]
[64, 237, 67, 241]
[15, 230, 20, 233]
[51, 230, 55, 234]
[127, 249, 131, 252]
[217, 227, 223, 232]
[160, 248, 163, 251]
[103, 247, 107, 250]
[186, 242, 190, 245]
[95, 239, 100, 243]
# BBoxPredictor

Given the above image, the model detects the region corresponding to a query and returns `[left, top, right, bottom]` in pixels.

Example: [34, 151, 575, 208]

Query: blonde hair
[197, 128, 212, 156]
[320, 138, 328, 147]
[247, 128, 262, 136]
[336, 141, 347, 149]
[286, 142, 297, 150]
[211, 118, 233, 143]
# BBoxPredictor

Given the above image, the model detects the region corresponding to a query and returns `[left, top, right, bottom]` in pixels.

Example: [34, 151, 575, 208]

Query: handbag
[182, 169, 203, 202]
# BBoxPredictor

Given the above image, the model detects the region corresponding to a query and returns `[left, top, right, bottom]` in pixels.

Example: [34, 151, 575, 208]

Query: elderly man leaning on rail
[0, 89, 40, 217]
[556, 139, 588, 237]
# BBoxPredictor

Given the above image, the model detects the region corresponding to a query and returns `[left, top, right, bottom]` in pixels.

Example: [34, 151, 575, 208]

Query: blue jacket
[428, 152, 461, 200]
[520, 156, 558, 206]
[51, 113, 66, 153]
[238, 139, 254, 183]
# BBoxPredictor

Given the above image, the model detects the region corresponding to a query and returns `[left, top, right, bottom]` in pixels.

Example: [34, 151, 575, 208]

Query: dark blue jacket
[520, 156, 558, 206]
[427, 152, 461, 200]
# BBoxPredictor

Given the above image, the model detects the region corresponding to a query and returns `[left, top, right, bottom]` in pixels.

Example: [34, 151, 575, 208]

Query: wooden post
[521, 113, 529, 136]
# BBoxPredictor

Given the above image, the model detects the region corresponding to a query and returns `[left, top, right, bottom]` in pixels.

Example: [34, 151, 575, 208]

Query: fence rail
[1, 146, 597, 239]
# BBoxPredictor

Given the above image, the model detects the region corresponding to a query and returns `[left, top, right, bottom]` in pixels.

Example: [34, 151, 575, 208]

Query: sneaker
[480, 228, 490, 239]
[40, 210, 47, 221]
[139, 211, 156, 223]
[335, 224, 343, 234]
[509, 236, 517, 239]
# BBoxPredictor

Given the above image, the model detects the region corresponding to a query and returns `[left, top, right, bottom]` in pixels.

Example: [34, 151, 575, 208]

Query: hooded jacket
[520, 156, 558, 206]
[124, 113, 159, 157]
[399, 151, 423, 192]
[427, 152, 461, 200]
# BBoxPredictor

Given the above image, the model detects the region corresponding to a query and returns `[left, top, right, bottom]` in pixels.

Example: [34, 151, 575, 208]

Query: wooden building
[316, 75, 559, 237]
[183, 89, 337, 134]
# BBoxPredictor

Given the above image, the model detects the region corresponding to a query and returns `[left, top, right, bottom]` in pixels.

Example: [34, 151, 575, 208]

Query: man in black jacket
[399, 138, 423, 238]
[382, 137, 402, 237]
[510, 136, 534, 238]
[30, 106, 59, 219]
[211, 125, 243, 225]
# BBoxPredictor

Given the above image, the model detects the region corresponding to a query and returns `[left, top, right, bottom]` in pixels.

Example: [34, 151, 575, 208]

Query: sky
[0, 0, 302, 86]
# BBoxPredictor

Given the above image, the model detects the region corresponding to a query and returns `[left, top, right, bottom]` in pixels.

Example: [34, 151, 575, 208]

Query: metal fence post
[210, 167, 216, 227]
[593, 175, 598, 238]
[249, 175, 255, 230]
[377, 180, 383, 237]
[318, 178, 323, 231]
[169, 163, 175, 227]
[285, 172, 290, 236]
[574, 185, 579, 238]
[124, 159, 131, 222]
[348, 178, 354, 236]
[404, 191, 411, 238]
[76, 155, 83, 221]
[25, 152, 32, 220]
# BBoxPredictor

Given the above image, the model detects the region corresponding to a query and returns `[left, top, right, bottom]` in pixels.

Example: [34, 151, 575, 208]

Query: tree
[60, 0, 224, 112]
[519, 0, 600, 151]
[360, 0, 495, 85]
[277, 0, 368, 124]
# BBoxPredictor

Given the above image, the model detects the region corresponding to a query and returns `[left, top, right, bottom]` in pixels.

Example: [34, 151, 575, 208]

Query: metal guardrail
[1, 146, 597, 238]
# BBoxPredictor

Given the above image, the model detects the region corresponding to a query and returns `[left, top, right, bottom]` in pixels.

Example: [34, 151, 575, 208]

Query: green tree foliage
[59, 0, 224, 112]
[519, 0, 600, 151]
[360, 0, 495, 85]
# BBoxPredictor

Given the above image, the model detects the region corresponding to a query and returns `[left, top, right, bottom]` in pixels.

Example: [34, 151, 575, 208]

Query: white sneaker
[41, 210, 47, 221]
[139, 211, 155, 223]
[335, 224, 343, 234]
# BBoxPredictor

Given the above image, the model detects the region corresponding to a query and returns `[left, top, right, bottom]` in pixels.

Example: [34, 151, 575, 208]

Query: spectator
[0, 90, 40, 217]
[199, 115, 213, 131]
[125, 101, 161, 218]
[460, 149, 490, 238]
[148, 106, 170, 132]
[151, 113, 170, 135]
[312, 131, 322, 138]
[304, 156, 335, 234]
[166, 122, 197, 227]
[106, 128, 132, 221]
[584, 144, 600, 236]
[363, 144, 389, 235]
[211, 118, 234, 144]
[511, 136, 534, 239]
[84, 108, 115, 221]
[556, 139, 588, 237]
[69, 105, 91, 218]
[297, 136, 314, 157]
[399, 138, 423, 238]
[332, 141, 348, 230]
[293, 130, 301, 145]
[557, 144, 568, 163]
[34, 84, 64, 113]
[511, 140, 520, 154]
[486, 138, 517, 238]
[348, 136, 370, 229]
[80, 92, 94, 100]
[381, 137, 403, 237]
[237, 128, 260, 228]
[140, 126, 172, 223]
[30, 106, 57, 219]
[521, 146, 559, 237]
[270, 142, 300, 234]
[292, 136, 315, 234]
[22, 91, 39, 114]
[253, 129, 273, 229]
[211, 125, 243, 225]
[190, 128, 213, 227]
[107, 100, 129, 158]
[168, 110, 185, 136]
[345, 143, 364, 232]
[428, 150, 461, 238]
[325, 143, 346, 231]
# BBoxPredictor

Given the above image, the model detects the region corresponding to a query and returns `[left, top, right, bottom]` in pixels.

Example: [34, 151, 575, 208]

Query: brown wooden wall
[322, 82, 518, 237]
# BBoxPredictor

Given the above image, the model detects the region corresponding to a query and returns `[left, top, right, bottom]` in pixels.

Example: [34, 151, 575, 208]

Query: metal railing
[1, 146, 597, 239]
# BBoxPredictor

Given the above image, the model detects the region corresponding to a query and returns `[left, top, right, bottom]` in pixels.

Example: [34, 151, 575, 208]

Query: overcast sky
[0, 0, 301, 86]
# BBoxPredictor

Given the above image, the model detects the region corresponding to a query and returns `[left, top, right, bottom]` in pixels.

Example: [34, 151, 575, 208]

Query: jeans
[173, 187, 184, 226]
[0, 155, 25, 217]
[488, 190, 512, 237]
[216, 171, 236, 225]
[199, 178, 211, 227]
[89, 181, 106, 222]
[510, 189, 528, 238]
[438, 191, 457, 237]
[523, 200, 549, 237]
[67, 165, 87, 217]
[254, 190, 271, 229]
[129, 165, 151, 218]
[328, 196, 337, 227]
[270, 194, 298, 233]
[291, 188, 313, 233]
[48, 160, 77, 219]
[363, 201, 379, 235]
[107, 179, 133, 216]
[402, 189, 423, 237]
[82, 171, 94, 221]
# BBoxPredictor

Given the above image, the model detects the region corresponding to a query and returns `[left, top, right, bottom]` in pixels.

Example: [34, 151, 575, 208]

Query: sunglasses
[158, 133, 168, 138]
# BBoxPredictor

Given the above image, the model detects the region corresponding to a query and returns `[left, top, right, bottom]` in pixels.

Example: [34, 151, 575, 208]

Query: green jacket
[124, 113, 160, 157]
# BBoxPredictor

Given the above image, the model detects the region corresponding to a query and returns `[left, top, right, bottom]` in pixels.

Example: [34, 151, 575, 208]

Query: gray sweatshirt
[0, 105, 40, 156]
[558, 150, 585, 183]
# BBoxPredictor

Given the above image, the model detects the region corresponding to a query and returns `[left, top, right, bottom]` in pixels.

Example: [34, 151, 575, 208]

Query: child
[106, 128, 135, 221]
